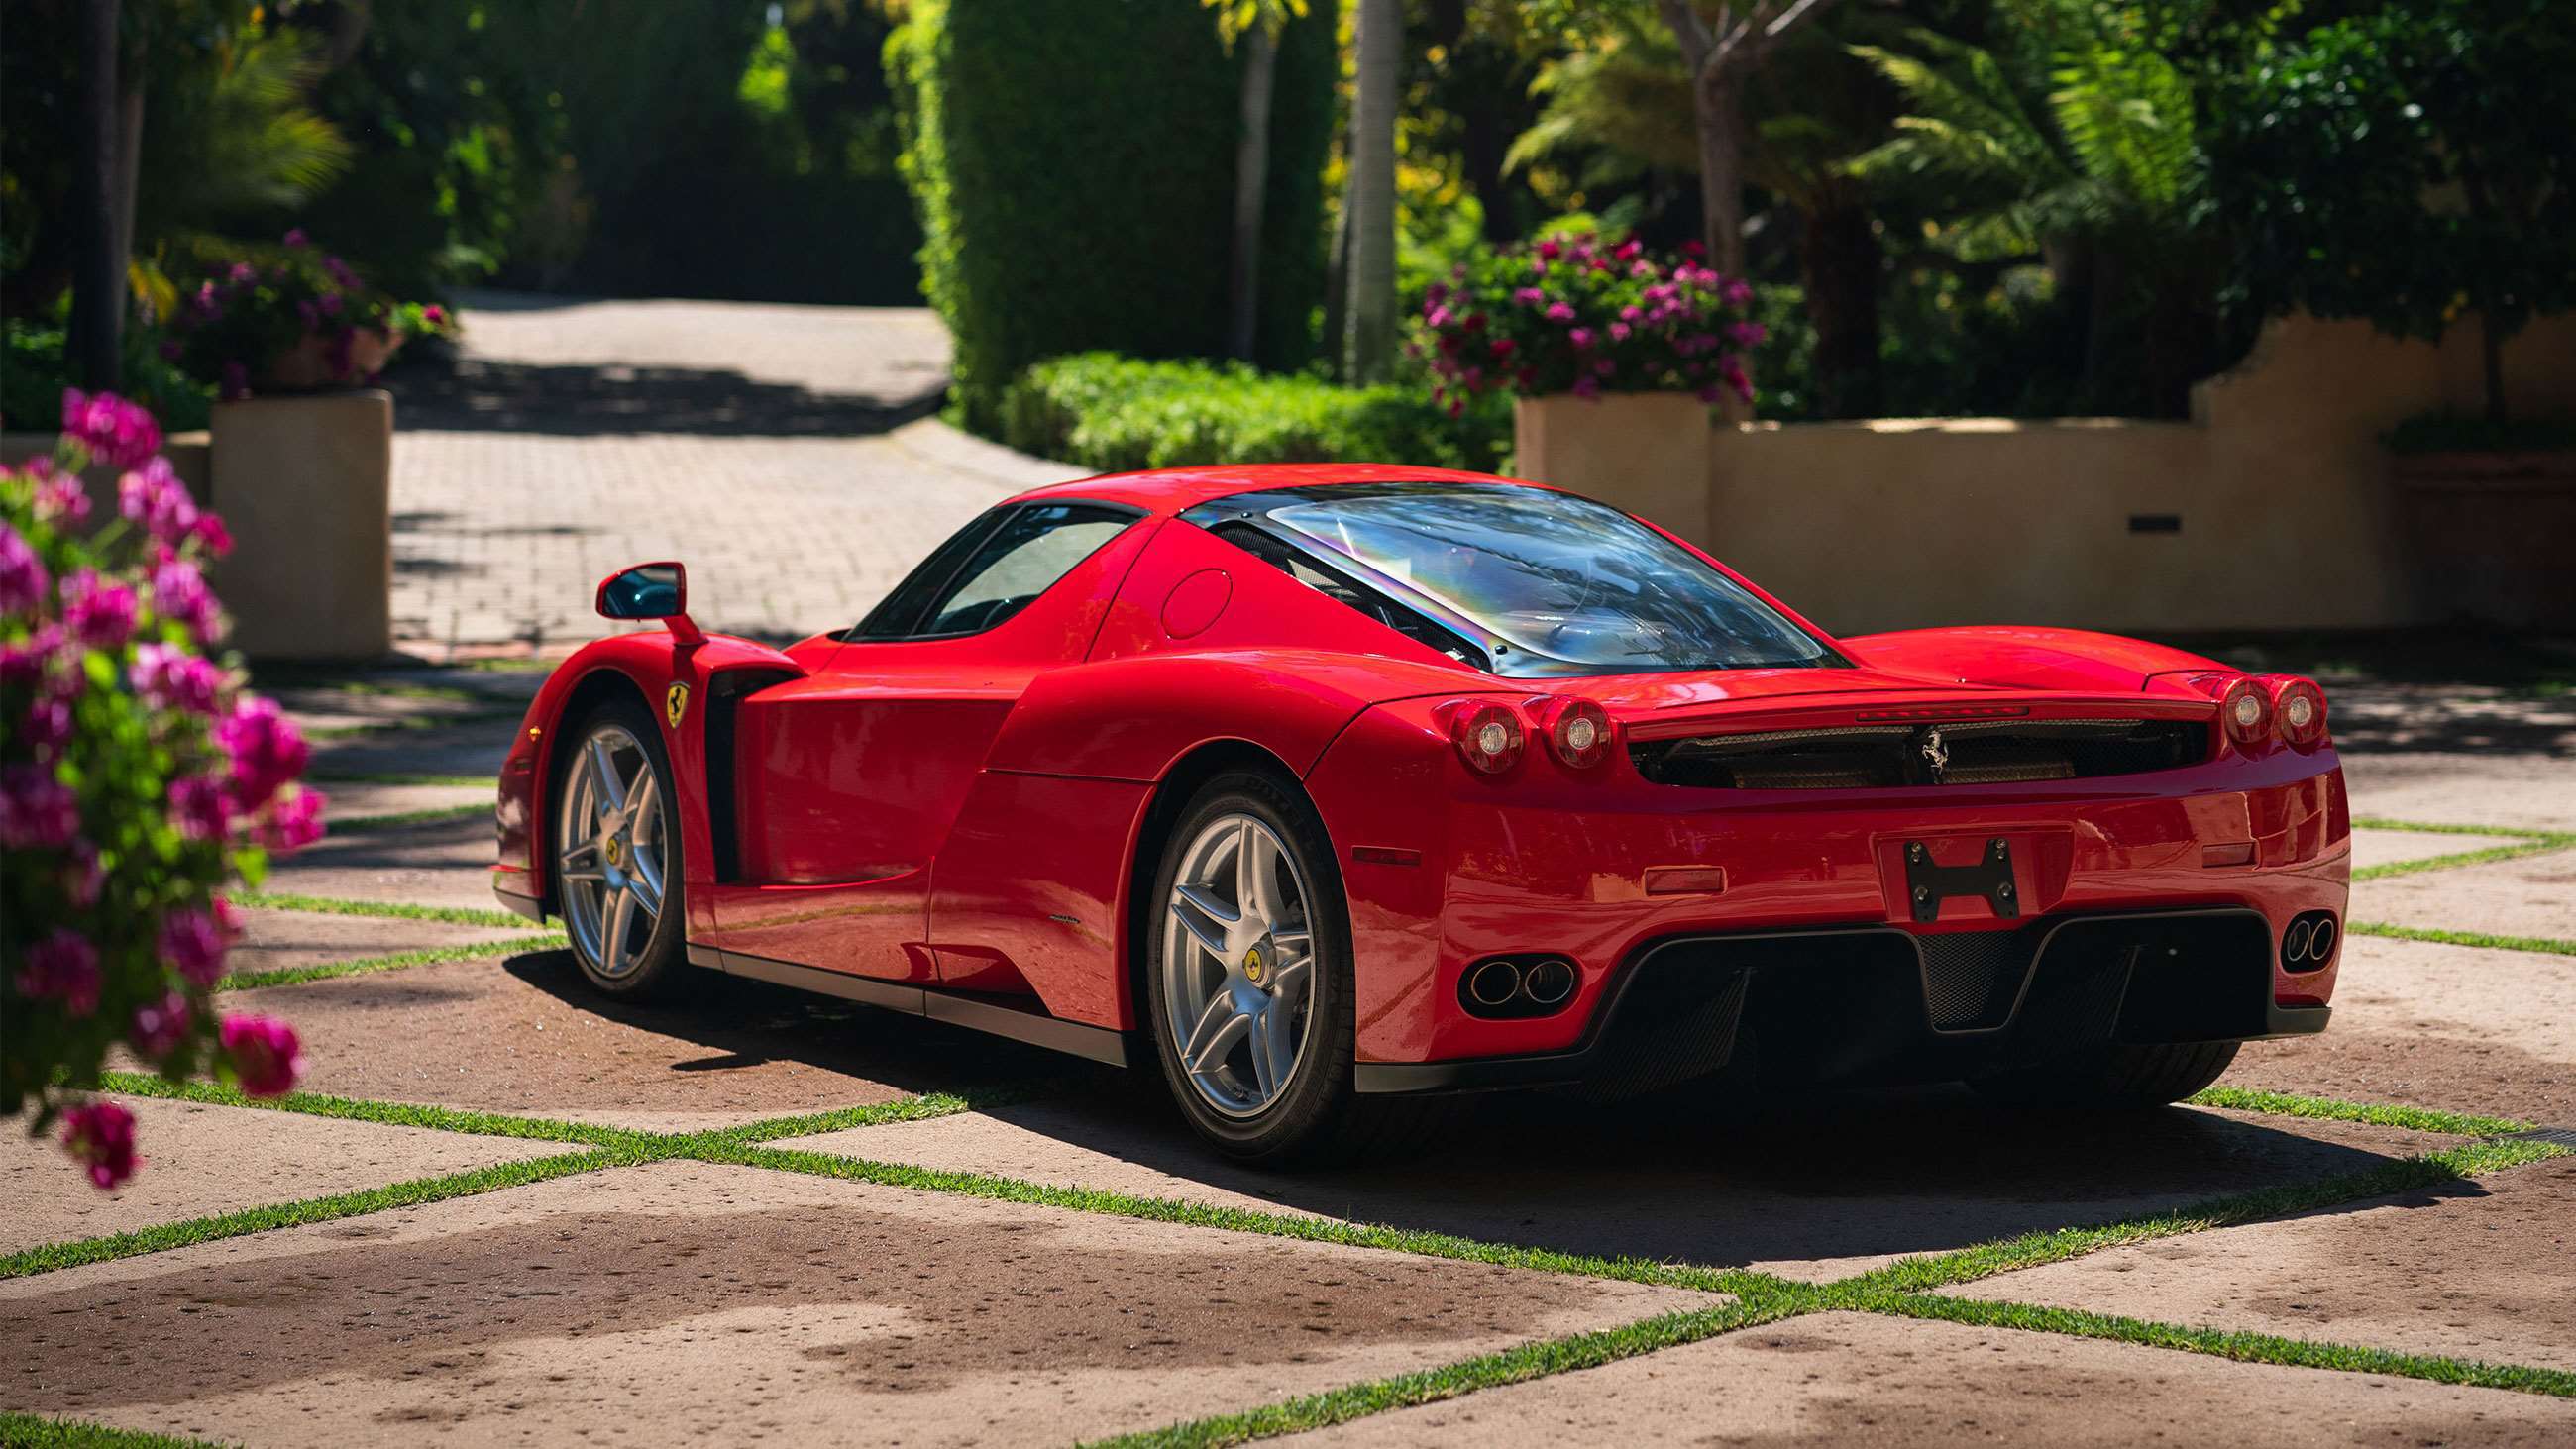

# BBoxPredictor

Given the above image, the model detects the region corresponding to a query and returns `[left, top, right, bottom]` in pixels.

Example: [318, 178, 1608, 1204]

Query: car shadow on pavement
[387, 358, 944, 437]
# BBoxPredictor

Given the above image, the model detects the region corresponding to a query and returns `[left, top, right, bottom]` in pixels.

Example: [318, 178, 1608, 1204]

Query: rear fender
[496, 630, 811, 924]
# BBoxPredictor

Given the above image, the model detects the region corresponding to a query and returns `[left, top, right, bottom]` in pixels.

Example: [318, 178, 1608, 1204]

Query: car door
[694, 502, 1150, 981]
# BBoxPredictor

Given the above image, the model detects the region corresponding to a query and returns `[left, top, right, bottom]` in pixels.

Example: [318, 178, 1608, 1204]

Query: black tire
[1971, 1039, 2241, 1109]
[549, 693, 695, 1000]
[1141, 770, 1449, 1165]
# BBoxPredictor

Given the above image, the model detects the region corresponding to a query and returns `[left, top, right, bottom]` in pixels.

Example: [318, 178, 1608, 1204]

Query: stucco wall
[1515, 312, 2576, 636]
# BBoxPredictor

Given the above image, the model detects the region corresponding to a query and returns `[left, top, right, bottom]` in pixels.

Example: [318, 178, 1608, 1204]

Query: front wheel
[552, 696, 692, 998]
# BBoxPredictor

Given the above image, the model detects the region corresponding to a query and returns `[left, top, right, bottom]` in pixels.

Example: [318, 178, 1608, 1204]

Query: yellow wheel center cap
[1241, 947, 1265, 984]
[603, 838, 625, 868]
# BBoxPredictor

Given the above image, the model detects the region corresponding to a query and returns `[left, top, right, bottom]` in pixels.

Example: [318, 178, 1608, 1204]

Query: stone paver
[2222, 935, 2576, 1126]
[266, 812, 507, 912]
[306, 777, 489, 824]
[1947, 1157, 2576, 1373]
[387, 295, 1065, 650]
[0, 1096, 567, 1255]
[778, 1093, 2442, 1282]
[229, 906, 536, 977]
[304, 714, 522, 780]
[1286, 1311, 2576, 1447]
[0, 1160, 1715, 1448]
[2341, 754, 2576, 834]
[222, 952, 1076, 1132]
[2348, 826, 2532, 873]
[2350, 849, 2576, 942]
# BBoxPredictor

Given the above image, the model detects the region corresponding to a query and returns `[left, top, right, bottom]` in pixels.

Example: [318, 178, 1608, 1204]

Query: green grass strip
[0, 1149, 620, 1281]
[1838, 1136, 2566, 1298]
[2354, 838, 2574, 881]
[714, 1138, 1789, 1300]
[93, 1071, 644, 1147]
[2352, 815, 2560, 839]
[216, 933, 565, 990]
[717, 1082, 1066, 1143]
[1085, 1294, 1812, 1449]
[2347, 920, 2576, 956]
[0, 1412, 226, 1449]
[305, 770, 491, 787]
[1872, 1293, 2576, 1397]
[227, 891, 537, 930]
[2189, 1085, 2534, 1137]
[329, 801, 491, 834]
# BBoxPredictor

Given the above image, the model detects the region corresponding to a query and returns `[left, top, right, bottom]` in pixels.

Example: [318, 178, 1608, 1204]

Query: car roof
[1004, 463, 1548, 516]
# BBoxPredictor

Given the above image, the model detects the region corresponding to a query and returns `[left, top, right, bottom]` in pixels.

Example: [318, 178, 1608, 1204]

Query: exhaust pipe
[1465, 959, 1523, 1009]
[1521, 958, 1577, 1007]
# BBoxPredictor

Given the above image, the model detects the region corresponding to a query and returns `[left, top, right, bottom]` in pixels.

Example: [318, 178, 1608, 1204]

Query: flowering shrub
[1413, 234, 1767, 409]
[2, 391, 320, 1190]
[163, 231, 458, 398]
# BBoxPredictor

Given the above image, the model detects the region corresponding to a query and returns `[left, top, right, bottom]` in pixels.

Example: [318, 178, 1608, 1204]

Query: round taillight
[1537, 697, 1614, 769]
[2264, 674, 2328, 749]
[2218, 676, 2272, 750]
[1450, 702, 1525, 776]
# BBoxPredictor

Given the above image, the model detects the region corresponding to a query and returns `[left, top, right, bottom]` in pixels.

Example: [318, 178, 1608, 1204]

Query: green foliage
[999, 353, 1508, 474]
[133, 25, 355, 248]
[4, 319, 214, 434]
[891, 0, 1340, 434]
[1417, 233, 1758, 402]
[2208, 0, 2576, 407]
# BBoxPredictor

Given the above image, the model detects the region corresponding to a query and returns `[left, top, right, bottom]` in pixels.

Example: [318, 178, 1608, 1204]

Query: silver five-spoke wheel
[556, 723, 667, 980]
[1160, 813, 1318, 1118]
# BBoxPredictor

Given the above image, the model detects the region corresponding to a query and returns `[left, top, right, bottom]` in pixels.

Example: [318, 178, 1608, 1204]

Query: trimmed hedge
[889, 0, 1338, 434]
[1001, 353, 1510, 473]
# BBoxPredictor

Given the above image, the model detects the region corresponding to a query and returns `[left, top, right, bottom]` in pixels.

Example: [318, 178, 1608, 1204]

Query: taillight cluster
[1449, 697, 1618, 775]
[2182, 673, 2330, 753]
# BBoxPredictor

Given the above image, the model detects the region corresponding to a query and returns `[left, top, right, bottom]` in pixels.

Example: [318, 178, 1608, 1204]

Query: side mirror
[594, 562, 703, 644]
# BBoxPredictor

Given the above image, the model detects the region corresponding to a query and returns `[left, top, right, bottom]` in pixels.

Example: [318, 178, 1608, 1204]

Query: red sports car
[493, 465, 2346, 1161]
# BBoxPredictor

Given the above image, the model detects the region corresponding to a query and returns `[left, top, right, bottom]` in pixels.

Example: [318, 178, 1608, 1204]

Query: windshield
[1249, 483, 1836, 678]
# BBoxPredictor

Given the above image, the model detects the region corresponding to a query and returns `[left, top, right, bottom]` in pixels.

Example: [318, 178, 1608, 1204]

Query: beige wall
[1515, 312, 2576, 636]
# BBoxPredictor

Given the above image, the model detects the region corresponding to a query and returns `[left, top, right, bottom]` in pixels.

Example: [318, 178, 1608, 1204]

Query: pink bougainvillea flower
[255, 784, 326, 853]
[18, 929, 101, 1016]
[423, 304, 448, 327]
[213, 894, 244, 940]
[282, 228, 309, 247]
[0, 623, 66, 686]
[131, 642, 225, 715]
[60, 1101, 140, 1190]
[1512, 287, 1544, 306]
[227, 261, 258, 287]
[1488, 337, 1517, 360]
[168, 773, 231, 841]
[61, 837, 105, 907]
[220, 1014, 304, 1097]
[0, 521, 48, 617]
[132, 991, 194, 1060]
[1727, 321, 1770, 349]
[60, 568, 140, 650]
[1543, 303, 1574, 323]
[148, 554, 223, 645]
[119, 457, 200, 546]
[189, 513, 235, 557]
[22, 693, 73, 756]
[0, 763, 80, 849]
[61, 389, 161, 469]
[1567, 327, 1595, 350]
[161, 906, 229, 987]
[220, 362, 251, 400]
[218, 696, 309, 811]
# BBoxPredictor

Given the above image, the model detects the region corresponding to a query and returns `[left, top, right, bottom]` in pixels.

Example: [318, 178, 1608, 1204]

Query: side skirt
[686, 943, 1130, 1067]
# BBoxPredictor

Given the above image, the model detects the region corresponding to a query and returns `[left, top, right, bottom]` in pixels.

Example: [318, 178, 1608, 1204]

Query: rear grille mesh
[1631, 717, 2207, 790]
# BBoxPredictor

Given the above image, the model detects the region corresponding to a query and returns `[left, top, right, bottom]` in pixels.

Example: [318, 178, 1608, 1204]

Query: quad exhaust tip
[1459, 956, 1579, 1017]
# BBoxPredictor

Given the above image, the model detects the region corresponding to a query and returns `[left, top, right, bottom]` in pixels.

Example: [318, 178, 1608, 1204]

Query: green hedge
[1001, 353, 1510, 473]
[889, 0, 1338, 434]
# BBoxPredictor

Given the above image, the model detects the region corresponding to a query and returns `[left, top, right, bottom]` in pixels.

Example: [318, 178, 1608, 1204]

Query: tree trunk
[112, 85, 144, 306]
[1342, 0, 1400, 384]
[1323, 196, 1351, 381]
[1692, 71, 1748, 278]
[69, 0, 125, 391]
[1798, 195, 1880, 418]
[1227, 28, 1278, 362]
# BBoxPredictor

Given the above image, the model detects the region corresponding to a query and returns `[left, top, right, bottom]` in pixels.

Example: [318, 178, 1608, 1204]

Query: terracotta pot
[2391, 449, 2576, 628]
[259, 328, 402, 392]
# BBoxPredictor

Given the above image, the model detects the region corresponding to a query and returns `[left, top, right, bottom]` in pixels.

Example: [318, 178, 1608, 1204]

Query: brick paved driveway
[385, 293, 1063, 653]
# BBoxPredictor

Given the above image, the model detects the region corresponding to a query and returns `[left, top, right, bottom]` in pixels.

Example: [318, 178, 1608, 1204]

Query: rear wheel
[552, 697, 692, 999]
[1971, 1040, 2241, 1109]
[1143, 772, 1447, 1164]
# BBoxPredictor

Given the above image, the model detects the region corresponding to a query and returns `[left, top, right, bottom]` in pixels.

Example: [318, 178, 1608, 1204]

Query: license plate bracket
[1904, 836, 2019, 924]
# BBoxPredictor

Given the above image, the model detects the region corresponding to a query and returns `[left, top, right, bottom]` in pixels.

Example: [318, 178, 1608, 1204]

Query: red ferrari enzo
[493, 466, 2346, 1161]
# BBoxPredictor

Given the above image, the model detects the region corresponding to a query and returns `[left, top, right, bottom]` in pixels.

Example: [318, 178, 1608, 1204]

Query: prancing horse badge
[665, 682, 691, 728]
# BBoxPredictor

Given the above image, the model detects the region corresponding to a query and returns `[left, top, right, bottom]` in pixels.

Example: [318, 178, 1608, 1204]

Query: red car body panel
[495, 463, 2347, 1083]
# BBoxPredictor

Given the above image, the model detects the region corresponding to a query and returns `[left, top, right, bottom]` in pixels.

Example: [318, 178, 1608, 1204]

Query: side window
[914, 503, 1135, 637]
[849, 509, 1009, 640]
[1213, 523, 1490, 671]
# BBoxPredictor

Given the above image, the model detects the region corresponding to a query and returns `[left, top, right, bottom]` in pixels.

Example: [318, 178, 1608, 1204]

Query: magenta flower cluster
[1413, 233, 1767, 409]
[165, 229, 451, 399]
[3, 390, 315, 1190]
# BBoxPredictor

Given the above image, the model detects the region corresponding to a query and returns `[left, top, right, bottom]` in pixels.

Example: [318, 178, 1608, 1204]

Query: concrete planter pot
[1512, 392, 1715, 539]
[261, 328, 402, 391]
[208, 390, 395, 660]
[2391, 449, 2576, 628]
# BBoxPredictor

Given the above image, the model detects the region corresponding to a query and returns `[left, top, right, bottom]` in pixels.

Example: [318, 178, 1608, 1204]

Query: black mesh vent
[1632, 717, 2208, 790]
[1917, 929, 2040, 1031]
[1572, 960, 1751, 1101]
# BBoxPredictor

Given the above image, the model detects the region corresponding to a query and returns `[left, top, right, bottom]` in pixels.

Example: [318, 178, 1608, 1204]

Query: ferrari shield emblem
[665, 682, 691, 728]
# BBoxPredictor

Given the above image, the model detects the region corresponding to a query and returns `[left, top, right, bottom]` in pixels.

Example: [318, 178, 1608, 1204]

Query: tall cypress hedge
[890, 0, 1337, 434]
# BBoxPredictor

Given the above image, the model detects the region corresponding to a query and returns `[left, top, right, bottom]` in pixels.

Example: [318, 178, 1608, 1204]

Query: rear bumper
[492, 867, 546, 922]
[1356, 906, 2330, 1096]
